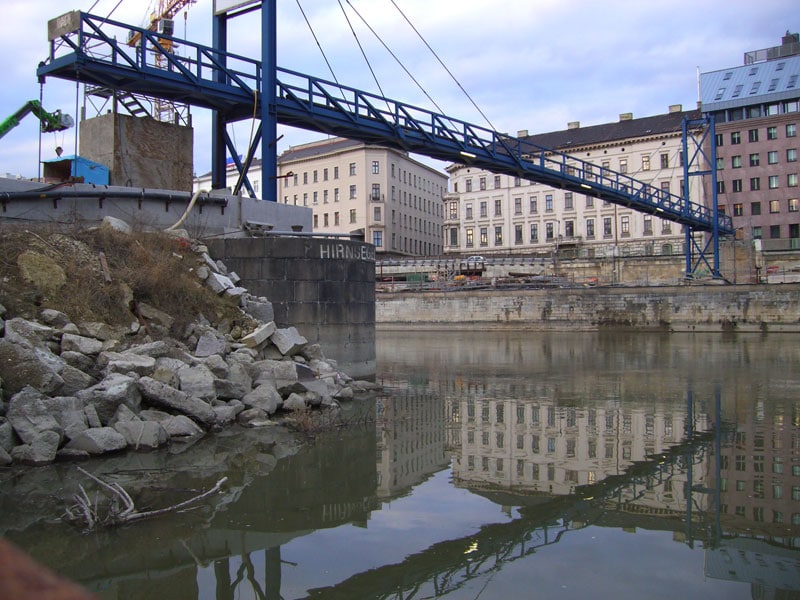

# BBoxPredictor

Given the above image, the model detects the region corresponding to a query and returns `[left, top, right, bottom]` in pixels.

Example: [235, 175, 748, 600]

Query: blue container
[42, 154, 109, 185]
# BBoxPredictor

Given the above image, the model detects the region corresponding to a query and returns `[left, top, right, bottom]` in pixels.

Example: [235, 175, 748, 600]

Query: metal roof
[700, 54, 800, 112]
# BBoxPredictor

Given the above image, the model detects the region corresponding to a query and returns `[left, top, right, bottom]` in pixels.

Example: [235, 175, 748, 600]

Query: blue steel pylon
[211, 0, 277, 201]
[682, 115, 724, 279]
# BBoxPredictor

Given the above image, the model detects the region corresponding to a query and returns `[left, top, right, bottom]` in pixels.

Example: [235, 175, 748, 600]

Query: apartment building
[444, 106, 700, 259]
[195, 137, 447, 257]
[277, 138, 447, 257]
[700, 32, 800, 249]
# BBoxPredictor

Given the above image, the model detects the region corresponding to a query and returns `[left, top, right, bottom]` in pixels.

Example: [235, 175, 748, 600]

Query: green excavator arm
[0, 100, 74, 141]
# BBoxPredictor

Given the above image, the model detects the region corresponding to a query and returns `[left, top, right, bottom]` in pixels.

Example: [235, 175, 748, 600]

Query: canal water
[1, 330, 799, 599]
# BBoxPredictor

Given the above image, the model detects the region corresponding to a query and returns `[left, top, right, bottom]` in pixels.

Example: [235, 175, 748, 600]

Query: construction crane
[126, 0, 196, 54]
[0, 100, 73, 141]
[125, 0, 197, 122]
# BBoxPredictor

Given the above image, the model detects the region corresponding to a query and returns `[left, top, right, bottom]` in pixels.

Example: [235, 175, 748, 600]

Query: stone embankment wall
[377, 284, 800, 332]
[207, 236, 376, 377]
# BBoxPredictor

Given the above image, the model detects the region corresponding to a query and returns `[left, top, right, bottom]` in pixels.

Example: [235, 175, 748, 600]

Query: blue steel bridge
[36, 6, 733, 276]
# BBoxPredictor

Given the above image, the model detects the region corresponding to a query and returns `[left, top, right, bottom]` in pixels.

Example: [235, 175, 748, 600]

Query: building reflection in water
[3, 332, 798, 598]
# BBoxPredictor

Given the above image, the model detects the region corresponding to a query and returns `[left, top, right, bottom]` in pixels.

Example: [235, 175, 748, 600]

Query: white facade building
[444, 106, 703, 259]
[195, 137, 448, 256]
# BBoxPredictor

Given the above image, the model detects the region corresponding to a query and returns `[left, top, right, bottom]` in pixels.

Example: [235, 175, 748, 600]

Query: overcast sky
[0, 0, 795, 180]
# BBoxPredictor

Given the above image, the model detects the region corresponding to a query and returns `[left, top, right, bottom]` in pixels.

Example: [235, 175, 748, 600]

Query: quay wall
[376, 284, 800, 332]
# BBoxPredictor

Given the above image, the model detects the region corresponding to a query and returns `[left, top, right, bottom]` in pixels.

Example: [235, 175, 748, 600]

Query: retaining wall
[376, 284, 800, 332]
[207, 236, 376, 377]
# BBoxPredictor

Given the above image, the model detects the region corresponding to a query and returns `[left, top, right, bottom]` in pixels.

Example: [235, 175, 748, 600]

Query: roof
[700, 54, 800, 112]
[519, 108, 701, 152]
[277, 137, 364, 162]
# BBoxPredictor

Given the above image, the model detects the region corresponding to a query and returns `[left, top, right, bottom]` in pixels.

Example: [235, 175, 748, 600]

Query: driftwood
[65, 466, 227, 529]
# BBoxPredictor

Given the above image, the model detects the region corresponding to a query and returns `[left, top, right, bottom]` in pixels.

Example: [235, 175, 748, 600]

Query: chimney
[619, 113, 633, 122]
[567, 121, 580, 130]
[668, 104, 683, 113]
[517, 129, 529, 138]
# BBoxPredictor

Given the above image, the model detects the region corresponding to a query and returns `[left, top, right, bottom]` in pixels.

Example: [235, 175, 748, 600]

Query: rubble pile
[0, 219, 376, 466]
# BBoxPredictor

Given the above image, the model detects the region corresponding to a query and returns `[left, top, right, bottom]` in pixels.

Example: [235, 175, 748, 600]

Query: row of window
[728, 199, 800, 216]
[719, 173, 798, 193]
[451, 189, 675, 221]
[282, 160, 444, 195]
[720, 148, 797, 168]
[716, 122, 797, 146]
[455, 215, 672, 247]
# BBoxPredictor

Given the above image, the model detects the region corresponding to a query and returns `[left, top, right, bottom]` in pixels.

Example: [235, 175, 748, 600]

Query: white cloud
[0, 0, 795, 179]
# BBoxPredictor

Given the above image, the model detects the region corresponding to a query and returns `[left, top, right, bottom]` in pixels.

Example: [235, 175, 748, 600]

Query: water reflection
[1, 331, 798, 598]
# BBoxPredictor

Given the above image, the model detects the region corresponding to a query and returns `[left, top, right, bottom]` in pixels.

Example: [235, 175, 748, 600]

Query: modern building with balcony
[443, 105, 700, 260]
[700, 31, 800, 251]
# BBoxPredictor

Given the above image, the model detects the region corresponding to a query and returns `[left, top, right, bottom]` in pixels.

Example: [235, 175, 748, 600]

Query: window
[530, 223, 538, 242]
[643, 215, 653, 235]
[545, 222, 554, 240]
[751, 201, 761, 216]
[641, 155, 651, 171]
[479, 227, 488, 246]
[349, 185, 357, 199]
[465, 204, 473, 219]
[494, 199, 502, 216]
[514, 224, 523, 244]
[312, 170, 318, 183]
[769, 175, 779, 189]
[787, 123, 797, 137]
[586, 218, 595, 239]
[767, 126, 778, 140]
[715, 133, 724, 147]
[732, 155, 742, 168]
[303, 172, 308, 184]
[770, 200, 780, 213]
[620, 215, 630, 236]
[660, 153, 669, 169]
[789, 198, 798, 212]
[732, 179, 742, 193]
[349, 162, 356, 176]
[466, 227, 474, 247]
[564, 192, 573, 210]
[479, 177, 486, 191]
[619, 158, 627, 173]
[334, 188, 340, 203]
[529, 197, 538, 213]
[788, 149, 798, 162]
[731, 131, 741, 145]
[753, 226, 762, 239]
[733, 203, 743, 216]
[448, 201, 458, 219]
[465, 178, 472, 192]
[312, 191, 318, 205]
[494, 226, 503, 246]
[373, 206, 381, 221]
[717, 181, 726, 194]
[494, 175, 501, 189]
[749, 153, 760, 167]
[371, 183, 381, 201]
[770, 224, 781, 238]
[479, 201, 487, 218]
[514, 197, 522, 215]
[545, 194, 553, 212]
[769, 150, 779, 164]
[586, 196, 594, 208]
[748, 128, 759, 142]
[349, 209, 357, 223]
[514, 176, 521, 187]
[603, 217, 612, 237]
[750, 177, 760, 191]
[371, 160, 379, 174]
[789, 173, 799, 187]
[333, 166, 339, 179]
[564, 220, 574, 238]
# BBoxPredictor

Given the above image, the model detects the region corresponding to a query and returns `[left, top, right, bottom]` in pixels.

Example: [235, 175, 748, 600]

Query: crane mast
[124, 0, 197, 123]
